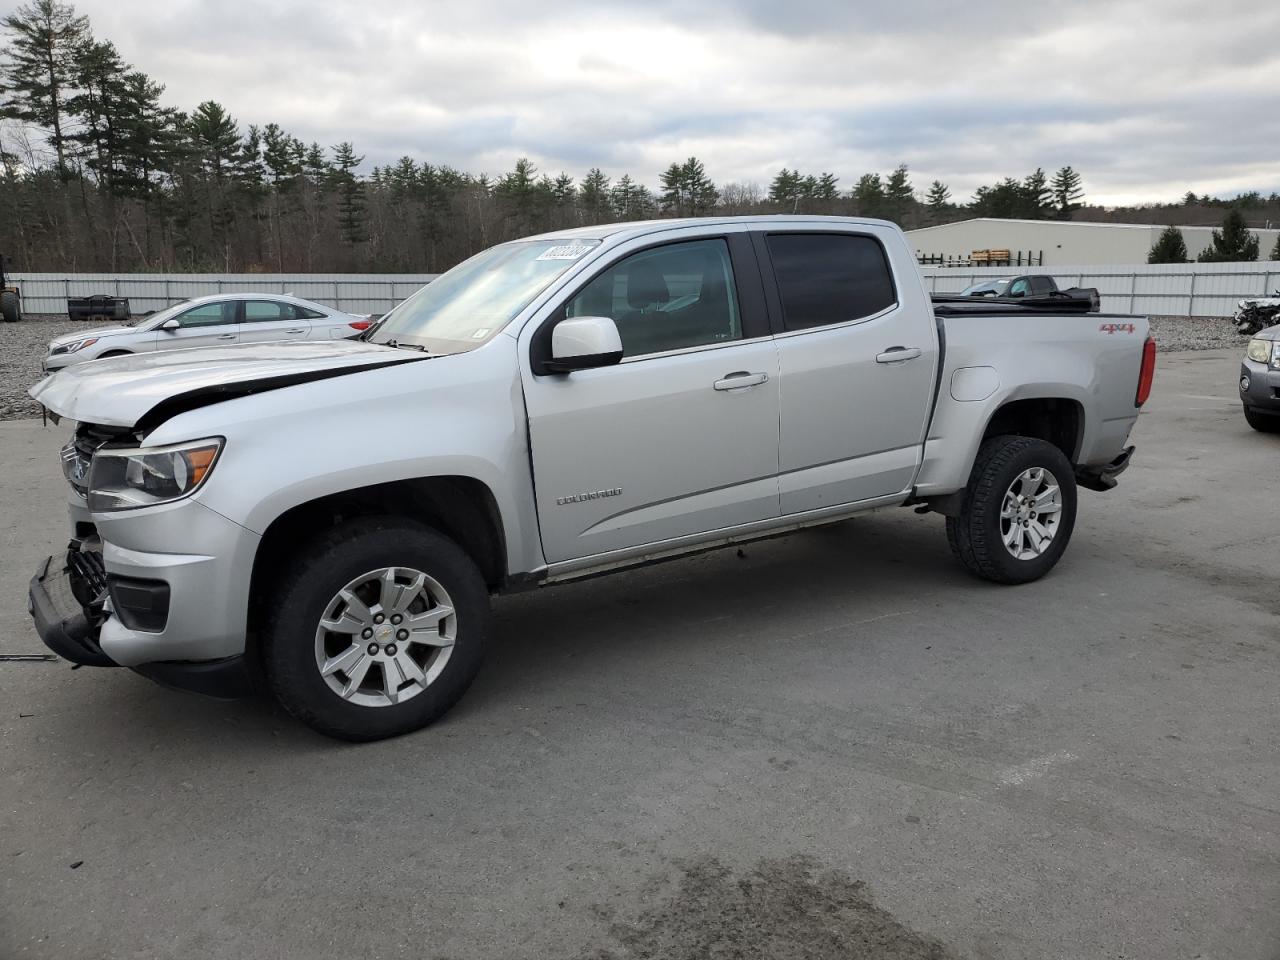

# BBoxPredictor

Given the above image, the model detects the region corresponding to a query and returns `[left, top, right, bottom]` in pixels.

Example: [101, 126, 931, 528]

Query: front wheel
[946, 436, 1078, 584]
[263, 518, 491, 741]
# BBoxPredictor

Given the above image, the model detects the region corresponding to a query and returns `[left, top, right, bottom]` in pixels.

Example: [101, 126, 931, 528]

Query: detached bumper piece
[1076, 445, 1134, 492]
[28, 547, 117, 667]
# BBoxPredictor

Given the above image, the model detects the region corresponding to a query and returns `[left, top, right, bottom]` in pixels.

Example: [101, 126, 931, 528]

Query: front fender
[148, 339, 546, 575]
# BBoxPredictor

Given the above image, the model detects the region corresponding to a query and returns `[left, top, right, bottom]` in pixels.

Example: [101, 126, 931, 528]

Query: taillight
[1135, 336, 1156, 407]
[348, 319, 372, 331]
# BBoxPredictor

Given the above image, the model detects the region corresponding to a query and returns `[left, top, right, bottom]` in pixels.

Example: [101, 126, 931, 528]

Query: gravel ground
[0, 312, 1245, 422]
[2, 315, 93, 420]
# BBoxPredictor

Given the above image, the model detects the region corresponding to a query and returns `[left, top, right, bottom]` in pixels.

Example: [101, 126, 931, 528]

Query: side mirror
[545, 316, 623, 373]
[161, 318, 180, 331]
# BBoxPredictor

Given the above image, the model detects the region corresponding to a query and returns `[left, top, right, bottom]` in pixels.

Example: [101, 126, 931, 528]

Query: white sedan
[44, 293, 374, 371]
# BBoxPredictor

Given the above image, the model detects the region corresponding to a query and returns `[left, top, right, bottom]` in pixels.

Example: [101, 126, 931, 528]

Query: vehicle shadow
[461, 511, 961, 714]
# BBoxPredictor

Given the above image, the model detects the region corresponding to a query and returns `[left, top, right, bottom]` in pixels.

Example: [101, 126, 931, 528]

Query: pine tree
[0, 0, 90, 179]
[1050, 166, 1084, 219]
[852, 173, 883, 216]
[1147, 225, 1188, 264]
[925, 180, 950, 221]
[67, 38, 130, 191]
[659, 157, 717, 216]
[814, 173, 839, 203]
[330, 140, 366, 245]
[768, 167, 801, 208]
[188, 100, 242, 182]
[883, 163, 911, 206]
[1198, 208, 1260, 262]
[1022, 167, 1052, 218]
[579, 167, 611, 222]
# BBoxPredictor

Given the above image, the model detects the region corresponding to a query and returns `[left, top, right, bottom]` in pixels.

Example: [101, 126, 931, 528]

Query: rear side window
[765, 234, 896, 331]
[243, 300, 298, 322]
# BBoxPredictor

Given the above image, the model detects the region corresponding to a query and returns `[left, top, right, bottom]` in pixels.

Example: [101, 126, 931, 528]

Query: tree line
[1, 0, 1275, 274]
[1148, 210, 1280, 263]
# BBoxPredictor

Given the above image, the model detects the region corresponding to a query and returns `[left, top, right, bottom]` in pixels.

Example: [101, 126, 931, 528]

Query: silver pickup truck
[27, 217, 1156, 741]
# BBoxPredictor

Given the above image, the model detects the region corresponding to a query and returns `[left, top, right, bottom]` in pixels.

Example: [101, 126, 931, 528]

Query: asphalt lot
[2, 348, 1278, 959]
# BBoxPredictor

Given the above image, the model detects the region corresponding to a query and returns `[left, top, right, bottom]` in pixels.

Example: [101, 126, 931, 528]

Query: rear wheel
[1243, 405, 1280, 433]
[0, 290, 20, 323]
[946, 436, 1078, 584]
[263, 518, 491, 741]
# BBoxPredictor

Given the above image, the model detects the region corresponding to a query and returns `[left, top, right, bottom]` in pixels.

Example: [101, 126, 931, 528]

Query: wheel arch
[247, 476, 508, 655]
[979, 395, 1085, 462]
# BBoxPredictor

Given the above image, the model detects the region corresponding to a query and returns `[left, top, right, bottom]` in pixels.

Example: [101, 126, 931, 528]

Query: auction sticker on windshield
[536, 242, 595, 261]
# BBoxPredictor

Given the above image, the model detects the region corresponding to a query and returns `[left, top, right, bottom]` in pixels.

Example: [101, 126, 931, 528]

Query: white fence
[13, 261, 1280, 319]
[9, 272, 439, 316]
[921, 261, 1280, 317]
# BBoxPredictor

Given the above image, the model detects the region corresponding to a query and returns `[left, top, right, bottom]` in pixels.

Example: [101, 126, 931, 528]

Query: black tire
[1243, 405, 1280, 433]
[263, 518, 491, 741]
[946, 435, 1078, 585]
[0, 290, 20, 323]
[98, 350, 131, 358]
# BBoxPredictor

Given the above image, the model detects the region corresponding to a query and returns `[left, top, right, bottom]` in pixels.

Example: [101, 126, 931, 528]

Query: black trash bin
[67, 295, 131, 322]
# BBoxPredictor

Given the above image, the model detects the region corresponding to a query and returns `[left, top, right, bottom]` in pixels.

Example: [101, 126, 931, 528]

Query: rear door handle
[713, 371, 769, 391]
[216, 333, 236, 340]
[285, 328, 305, 334]
[875, 346, 922, 364]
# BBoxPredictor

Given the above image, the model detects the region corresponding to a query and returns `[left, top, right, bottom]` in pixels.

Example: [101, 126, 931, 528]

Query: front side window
[1009, 278, 1030, 298]
[243, 300, 297, 322]
[766, 234, 896, 331]
[565, 238, 741, 358]
[177, 302, 236, 328]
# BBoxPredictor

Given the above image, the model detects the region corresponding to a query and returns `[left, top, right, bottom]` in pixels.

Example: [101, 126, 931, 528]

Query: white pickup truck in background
[28, 216, 1157, 741]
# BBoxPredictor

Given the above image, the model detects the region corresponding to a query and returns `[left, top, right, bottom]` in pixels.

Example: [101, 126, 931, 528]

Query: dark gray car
[1240, 323, 1280, 432]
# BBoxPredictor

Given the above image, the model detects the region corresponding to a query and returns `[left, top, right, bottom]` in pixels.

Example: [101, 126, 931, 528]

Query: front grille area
[63, 425, 133, 498]
[67, 547, 109, 606]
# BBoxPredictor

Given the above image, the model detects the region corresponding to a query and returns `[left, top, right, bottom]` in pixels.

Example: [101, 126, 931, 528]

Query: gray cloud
[70, 0, 1280, 204]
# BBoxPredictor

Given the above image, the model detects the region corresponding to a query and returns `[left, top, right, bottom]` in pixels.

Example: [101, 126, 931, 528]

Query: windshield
[961, 279, 1012, 297]
[369, 239, 601, 353]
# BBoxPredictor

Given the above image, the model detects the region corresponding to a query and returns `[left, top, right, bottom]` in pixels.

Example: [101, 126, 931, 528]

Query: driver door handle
[875, 346, 922, 364]
[713, 371, 769, 391]
[285, 327, 305, 334]
[216, 333, 236, 340]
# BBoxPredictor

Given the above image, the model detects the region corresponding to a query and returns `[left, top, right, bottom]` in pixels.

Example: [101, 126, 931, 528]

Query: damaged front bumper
[27, 541, 255, 699]
[28, 546, 117, 667]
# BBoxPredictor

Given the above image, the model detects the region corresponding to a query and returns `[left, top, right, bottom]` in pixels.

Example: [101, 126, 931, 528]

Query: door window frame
[174, 300, 238, 328]
[750, 230, 900, 338]
[529, 232, 771, 375]
[241, 299, 300, 324]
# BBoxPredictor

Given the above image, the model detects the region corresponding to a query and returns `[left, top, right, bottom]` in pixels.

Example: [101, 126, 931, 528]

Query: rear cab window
[761, 233, 897, 331]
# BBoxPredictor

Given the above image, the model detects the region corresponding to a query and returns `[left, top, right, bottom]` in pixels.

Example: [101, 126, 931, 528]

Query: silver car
[44, 293, 373, 371]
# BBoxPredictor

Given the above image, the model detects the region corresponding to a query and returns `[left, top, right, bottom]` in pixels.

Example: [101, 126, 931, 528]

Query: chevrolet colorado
[27, 217, 1156, 741]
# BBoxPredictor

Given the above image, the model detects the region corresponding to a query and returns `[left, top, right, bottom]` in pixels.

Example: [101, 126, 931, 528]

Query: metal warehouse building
[906, 218, 1280, 266]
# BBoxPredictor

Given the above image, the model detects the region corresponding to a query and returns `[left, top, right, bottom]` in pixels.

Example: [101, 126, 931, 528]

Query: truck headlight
[1246, 339, 1278, 364]
[87, 438, 223, 511]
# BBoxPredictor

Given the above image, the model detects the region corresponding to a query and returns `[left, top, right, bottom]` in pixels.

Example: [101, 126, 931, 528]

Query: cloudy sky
[70, 0, 1280, 206]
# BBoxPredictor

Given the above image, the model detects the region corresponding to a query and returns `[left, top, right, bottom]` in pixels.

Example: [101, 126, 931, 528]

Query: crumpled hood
[48, 324, 137, 348]
[30, 339, 424, 429]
